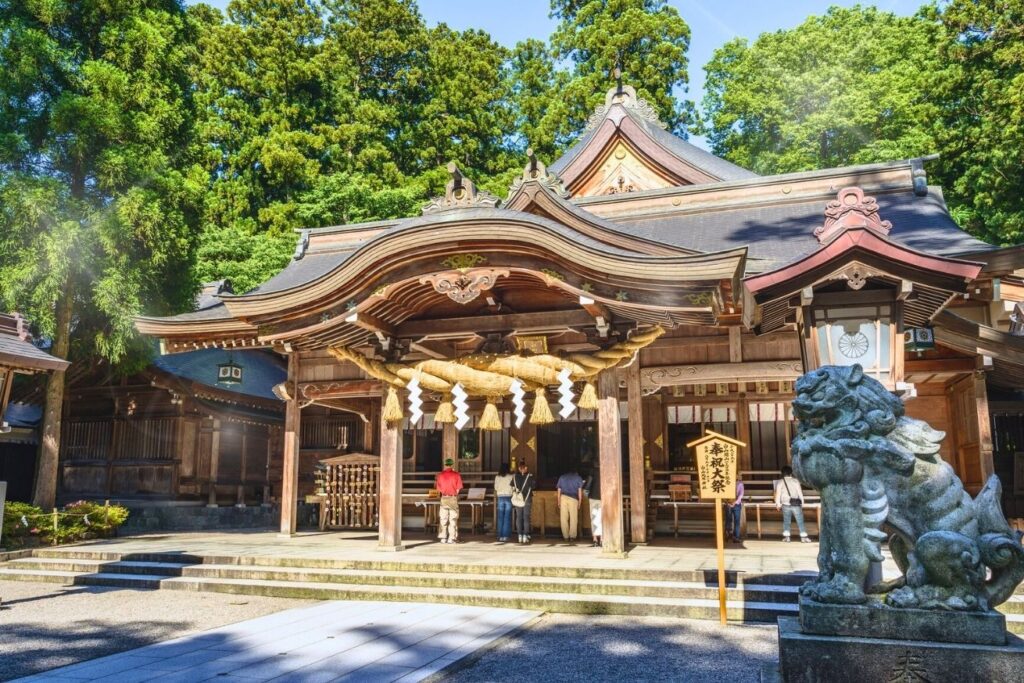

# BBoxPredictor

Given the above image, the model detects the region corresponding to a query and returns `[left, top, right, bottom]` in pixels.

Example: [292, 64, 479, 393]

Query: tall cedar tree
[936, 0, 1024, 245]
[550, 0, 694, 136]
[701, 6, 942, 174]
[0, 0, 201, 507]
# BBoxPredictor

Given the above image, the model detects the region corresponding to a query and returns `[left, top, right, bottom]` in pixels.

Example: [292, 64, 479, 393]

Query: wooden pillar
[975, 371, 994, 481]
[207, 419, 221, 507]
[263, 431, 273, 506]
[442, 421, 457, 466]
[363, 401, 377, 453]
[279, 353, 301, 536]
[643, 395, 666, 470]
[598, 369, 625, 555]
[237, 428, 248, 507]
[378, 390, 404, 550]
[736, 395, 752, 471]
[626, 361, 647, 545]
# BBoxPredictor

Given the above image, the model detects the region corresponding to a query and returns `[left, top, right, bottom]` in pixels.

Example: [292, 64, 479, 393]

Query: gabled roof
[548, 85, 756, 193]
[0, 314, 69, 373]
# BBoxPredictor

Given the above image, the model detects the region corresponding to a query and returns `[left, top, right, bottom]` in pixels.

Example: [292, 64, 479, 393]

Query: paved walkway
[26, 529, 825, 575]
[13, 600, 540, 683]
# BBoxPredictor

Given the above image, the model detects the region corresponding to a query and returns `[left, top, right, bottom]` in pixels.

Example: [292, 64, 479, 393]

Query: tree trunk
[33, 288, 73, 509]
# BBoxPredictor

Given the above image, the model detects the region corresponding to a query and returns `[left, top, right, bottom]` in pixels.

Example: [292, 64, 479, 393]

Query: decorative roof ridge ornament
[507, 148, 569, 199]
[584, 82, 666, 132]
[422, 162, 501, 214]
[813, 186, 893, 244]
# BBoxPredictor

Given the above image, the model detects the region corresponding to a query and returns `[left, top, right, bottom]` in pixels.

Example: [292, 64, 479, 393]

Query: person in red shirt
[435, 458, 464, 544]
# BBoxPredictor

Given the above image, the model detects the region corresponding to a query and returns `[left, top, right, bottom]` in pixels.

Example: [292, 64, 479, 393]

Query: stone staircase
[2, 548, 1022, 630]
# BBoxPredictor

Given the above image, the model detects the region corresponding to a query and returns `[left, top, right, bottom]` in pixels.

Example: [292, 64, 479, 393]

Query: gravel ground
[439, 613, 778, 683]
[0, 581, 313, 681]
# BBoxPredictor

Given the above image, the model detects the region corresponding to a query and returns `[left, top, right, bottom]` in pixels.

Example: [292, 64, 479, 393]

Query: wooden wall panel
[904, 383, 955, 468]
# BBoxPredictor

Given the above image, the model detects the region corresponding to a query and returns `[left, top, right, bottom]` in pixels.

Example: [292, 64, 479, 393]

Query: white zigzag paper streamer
[452, 382, 470, 430]
[407, 376, 423, 427]
[509, 379, 526, 428]
[557, 368, 576, 419]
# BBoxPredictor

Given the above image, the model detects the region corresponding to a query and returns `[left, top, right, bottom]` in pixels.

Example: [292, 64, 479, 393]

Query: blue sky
[187, 0, 925, 148]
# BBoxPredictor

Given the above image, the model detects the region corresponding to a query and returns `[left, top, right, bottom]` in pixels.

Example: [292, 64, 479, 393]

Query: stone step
[0, 559, 798, 603]
[21, 548, 813, 586]
[157, 574, 800, 622]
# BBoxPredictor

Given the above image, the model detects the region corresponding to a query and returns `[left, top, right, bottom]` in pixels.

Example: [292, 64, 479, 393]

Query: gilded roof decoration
[507, 149, 569, 199]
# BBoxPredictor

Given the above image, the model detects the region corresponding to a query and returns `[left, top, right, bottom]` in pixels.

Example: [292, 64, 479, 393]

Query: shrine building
[134, 84, 1024, 550]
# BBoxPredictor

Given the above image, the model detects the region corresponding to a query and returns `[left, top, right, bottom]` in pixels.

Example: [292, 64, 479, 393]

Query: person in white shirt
[774, 465, 811, 543]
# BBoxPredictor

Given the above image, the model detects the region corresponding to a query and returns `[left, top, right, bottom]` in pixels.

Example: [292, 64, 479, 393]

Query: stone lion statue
[791, 364, 1024, 611]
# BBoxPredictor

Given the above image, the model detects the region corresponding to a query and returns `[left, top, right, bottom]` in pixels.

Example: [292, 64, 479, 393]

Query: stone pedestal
[767, 597, 1024, 682]
[798, 595, 1008, 646]
[770, 616, 1024, 683]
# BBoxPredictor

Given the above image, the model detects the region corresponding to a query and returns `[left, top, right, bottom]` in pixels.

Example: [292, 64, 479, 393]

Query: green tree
[550, 0, 693, 135]
[935, 0, 1024, 245]
[416, 24, 512, 173]
[701, 6, 942, 174]
[0, 0, 202, 507]
[506, 38, 572, 160]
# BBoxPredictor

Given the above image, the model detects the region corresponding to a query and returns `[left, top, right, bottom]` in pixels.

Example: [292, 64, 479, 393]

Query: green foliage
[551, 0, 694, 136]
[0, 0, 202, 365]
[1, 500, 129, 548]
[935, 0, 1024, 245]
[1, 501, 44, 547]
[701, 6, 943, 174]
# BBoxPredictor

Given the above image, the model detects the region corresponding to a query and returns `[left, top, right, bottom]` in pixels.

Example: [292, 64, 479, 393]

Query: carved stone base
[774, 616, 1024, 683]
[798, 595, 1007, 646]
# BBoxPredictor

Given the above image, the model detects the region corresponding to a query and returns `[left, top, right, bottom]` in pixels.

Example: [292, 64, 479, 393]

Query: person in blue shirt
[556, 467, 585, 543]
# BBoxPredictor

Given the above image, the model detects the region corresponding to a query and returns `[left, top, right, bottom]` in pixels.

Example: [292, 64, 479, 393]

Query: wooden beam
[641, 360, 803, 391]
[344, 311, 395, 337]
[279, 353, 301, 536]
[598, 369, 625, 556]
[904, 358, 976, 375]
[397, 309, 593, 338]
[579, 295, 612, 337]
[378, 397, 404, 551]
[300, 380, 382, 400]
[626, 362, 647, 545]
[410, 339, 456, 359]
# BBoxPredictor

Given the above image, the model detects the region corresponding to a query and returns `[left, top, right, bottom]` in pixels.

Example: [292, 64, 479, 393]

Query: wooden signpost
[687, 430, 745, 625]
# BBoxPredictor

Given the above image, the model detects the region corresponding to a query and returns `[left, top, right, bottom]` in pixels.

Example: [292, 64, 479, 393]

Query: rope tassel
[434, 395, 455, 423]
[530, 388, 554, 425]
[479, 397, 503, 431]
[578, 381, 598, 410]
[382, 386, 404, 424]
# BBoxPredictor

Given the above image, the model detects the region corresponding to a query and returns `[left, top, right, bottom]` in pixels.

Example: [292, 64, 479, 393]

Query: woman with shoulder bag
[511, 461, 534, 544]
[774, 465, 810, 543]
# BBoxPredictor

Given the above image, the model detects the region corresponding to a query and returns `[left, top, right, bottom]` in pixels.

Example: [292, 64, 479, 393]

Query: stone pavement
[12, 600, 540, 683]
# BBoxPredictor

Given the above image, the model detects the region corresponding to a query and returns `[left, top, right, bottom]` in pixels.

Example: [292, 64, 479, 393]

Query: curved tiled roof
[152, 348, 285, 401]
[606, 187, 992, 274]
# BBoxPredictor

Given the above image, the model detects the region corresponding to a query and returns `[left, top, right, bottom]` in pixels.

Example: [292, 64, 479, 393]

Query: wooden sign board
[687, 430, 744, 500]
[684, 431, 746, 626]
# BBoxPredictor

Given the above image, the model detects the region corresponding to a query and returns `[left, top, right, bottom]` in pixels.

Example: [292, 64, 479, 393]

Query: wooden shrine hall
[136, 84, 1024, 552]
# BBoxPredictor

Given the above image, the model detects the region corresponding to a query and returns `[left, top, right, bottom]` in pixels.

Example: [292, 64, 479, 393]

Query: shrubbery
[1, 500, 129, 548]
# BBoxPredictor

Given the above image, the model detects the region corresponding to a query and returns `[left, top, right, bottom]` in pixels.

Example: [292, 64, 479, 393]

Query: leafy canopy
[701, 6, 943, 174]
